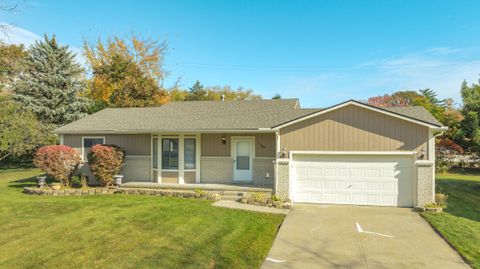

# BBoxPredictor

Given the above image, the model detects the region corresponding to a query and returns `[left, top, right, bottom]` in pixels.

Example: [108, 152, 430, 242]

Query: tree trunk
[0, 152, 11, 162]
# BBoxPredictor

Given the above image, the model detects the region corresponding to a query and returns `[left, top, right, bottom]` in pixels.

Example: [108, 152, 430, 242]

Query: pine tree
[13, 35, 89, 126]
[185, 80, 209, 101]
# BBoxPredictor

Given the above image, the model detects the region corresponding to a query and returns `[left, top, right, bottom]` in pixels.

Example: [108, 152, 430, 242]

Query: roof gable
[273, 100, 445, 130]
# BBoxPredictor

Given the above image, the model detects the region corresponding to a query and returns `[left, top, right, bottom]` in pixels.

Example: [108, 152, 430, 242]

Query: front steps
[220, 191, 247, 201]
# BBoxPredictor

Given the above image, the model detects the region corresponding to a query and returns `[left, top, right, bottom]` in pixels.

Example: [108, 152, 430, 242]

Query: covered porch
[150, 132, 277, 188]
[121, 182, 273, 193]
[120, 182, 273, 201]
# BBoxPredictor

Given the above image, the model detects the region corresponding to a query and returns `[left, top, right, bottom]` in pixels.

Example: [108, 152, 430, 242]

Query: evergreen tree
[185, 80, 209, 101]
[13, 35, 89, 126]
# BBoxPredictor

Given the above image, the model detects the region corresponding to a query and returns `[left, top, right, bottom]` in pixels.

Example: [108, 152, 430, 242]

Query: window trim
[162, 138, 180, 170]
[81, 136, 105, 162]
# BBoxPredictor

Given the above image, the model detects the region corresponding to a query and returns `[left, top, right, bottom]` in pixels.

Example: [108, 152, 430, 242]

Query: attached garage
[291, 153, 415, 207]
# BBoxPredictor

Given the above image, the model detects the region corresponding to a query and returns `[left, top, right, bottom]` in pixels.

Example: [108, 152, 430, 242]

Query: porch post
[179, 134, 185, 184]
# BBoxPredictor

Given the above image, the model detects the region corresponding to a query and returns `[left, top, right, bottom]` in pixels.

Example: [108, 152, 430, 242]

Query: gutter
[55, 128, 278, 135]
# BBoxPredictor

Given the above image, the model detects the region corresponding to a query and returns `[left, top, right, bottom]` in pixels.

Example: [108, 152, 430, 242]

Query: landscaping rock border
[23, 186, 222, 201]
[23, 187, 116, 196]
[119, 188, 222, 200]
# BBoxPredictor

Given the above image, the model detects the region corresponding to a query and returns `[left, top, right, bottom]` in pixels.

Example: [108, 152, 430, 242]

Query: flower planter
[425, 207, 443, 213]
[114, 175, 123, 186]
[50, 183, 62, 190]
[37, 176, 46, 188]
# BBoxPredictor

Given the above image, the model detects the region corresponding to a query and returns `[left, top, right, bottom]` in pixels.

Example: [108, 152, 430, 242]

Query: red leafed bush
[87, 144, 125, 187]
[437, 138, 464, 154]
[33, 145, 81, 187]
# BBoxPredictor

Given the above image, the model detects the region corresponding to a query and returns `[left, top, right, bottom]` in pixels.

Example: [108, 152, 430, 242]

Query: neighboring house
[55, 99, 447, 207]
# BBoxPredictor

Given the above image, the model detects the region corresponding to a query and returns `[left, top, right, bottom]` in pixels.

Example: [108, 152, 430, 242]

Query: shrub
[88, 144, 125, 187]
[435, 192, 449, 208]
[251, 192, 268, 204]
[436, 138, 464, 171]
[33, 145, 81, 187]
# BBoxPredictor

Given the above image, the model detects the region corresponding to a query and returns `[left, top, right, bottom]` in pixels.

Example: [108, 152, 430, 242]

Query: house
[55, 99, 447, 207]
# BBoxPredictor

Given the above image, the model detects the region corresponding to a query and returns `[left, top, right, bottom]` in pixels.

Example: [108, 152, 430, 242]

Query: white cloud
[0, 22, 40, 46]
[0, 22, 86, 67]
[360, 48, 480, 102]
[280, 47, 480, 107]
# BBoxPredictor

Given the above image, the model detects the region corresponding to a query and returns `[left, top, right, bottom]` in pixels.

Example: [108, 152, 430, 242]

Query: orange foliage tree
[83, 35, 170, 110]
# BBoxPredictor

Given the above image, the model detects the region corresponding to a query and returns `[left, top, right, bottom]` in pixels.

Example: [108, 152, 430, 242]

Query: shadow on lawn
[8, 176, 40, 189]
[436, 178, 480, 223]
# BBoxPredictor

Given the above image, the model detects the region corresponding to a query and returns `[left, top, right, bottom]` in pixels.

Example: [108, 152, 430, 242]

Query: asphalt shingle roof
[55, 99, 442, 133]
[383, 106, 442, 126]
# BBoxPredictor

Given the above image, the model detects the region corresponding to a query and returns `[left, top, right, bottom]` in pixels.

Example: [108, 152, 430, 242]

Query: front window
[83, 137, 105, 161]
[184, 138, 196, 169]
[162, 138, 179, 169]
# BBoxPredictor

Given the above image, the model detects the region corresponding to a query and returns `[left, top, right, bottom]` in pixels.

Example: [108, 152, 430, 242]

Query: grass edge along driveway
[0, 168, 284, 269]
[421, 172, 480, 269]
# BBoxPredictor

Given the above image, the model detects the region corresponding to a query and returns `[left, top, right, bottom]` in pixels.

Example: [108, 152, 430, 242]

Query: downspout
[274, 130, 280, 195]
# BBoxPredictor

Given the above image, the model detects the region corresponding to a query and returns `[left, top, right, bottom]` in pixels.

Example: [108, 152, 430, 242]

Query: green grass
[421, 171, 480, 269]
[0, 168, 284, 269]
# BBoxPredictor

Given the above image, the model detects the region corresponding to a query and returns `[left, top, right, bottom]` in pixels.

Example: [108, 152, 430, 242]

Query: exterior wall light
[418, 148, 425, 159]
[221, 135, 226, 144]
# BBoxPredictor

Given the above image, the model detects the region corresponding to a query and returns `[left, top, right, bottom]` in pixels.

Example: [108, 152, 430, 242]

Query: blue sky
[1, 0, 480, 107]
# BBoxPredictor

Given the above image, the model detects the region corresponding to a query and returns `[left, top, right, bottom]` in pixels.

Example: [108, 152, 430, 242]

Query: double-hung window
[184, 138, 196, 170]
[83, 137, 105, 161]
[162, 138, 179, 170]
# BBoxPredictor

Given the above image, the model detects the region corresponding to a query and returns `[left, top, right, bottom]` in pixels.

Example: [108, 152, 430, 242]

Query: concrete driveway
[262, 204, 469, 269]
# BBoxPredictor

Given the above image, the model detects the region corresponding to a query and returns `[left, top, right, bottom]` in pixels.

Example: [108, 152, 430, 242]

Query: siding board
[63, 134, 151, 156]
[201, 133, 275, 157]
[280, 104, 428, 157]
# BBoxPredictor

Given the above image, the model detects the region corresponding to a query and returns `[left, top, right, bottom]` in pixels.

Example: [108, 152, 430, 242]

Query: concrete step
[221, 191, 246, 197]
[221, 195, 242, 201]
[221, 191, 246, 201]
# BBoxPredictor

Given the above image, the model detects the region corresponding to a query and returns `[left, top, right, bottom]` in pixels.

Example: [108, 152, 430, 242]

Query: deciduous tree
[458, 79, 480, 151]
[0, 97, 56, 161]
[83, 35, 169, 108]
[0, 42, 28, 92]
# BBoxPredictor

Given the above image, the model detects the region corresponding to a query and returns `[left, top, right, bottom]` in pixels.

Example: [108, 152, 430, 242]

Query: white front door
[293, 154, 414, 207]
[233, 138, 253, 182]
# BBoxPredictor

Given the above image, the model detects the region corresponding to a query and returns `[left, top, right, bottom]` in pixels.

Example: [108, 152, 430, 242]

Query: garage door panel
[352, 169, 365, 177]
[323, 181, 336, 190]
[365, 169, 380, 178]
[293, 154, 414, 207]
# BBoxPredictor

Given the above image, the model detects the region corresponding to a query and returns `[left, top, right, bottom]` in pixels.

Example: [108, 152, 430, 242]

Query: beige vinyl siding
[280, 104, 429, 158]
[79, 156, 151, 185]
[63, 134, 151, 156]
[184, 171, 196, 183]
[201, 133, 275, 157]
[161, 171, 178, 183]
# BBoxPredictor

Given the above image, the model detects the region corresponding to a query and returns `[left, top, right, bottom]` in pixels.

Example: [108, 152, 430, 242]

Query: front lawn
[421, 172, 480, 269]
[0, 168, 284, 269]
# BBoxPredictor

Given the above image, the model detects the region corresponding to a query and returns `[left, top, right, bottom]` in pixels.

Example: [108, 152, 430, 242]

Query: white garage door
[293, 154, 414, 207]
